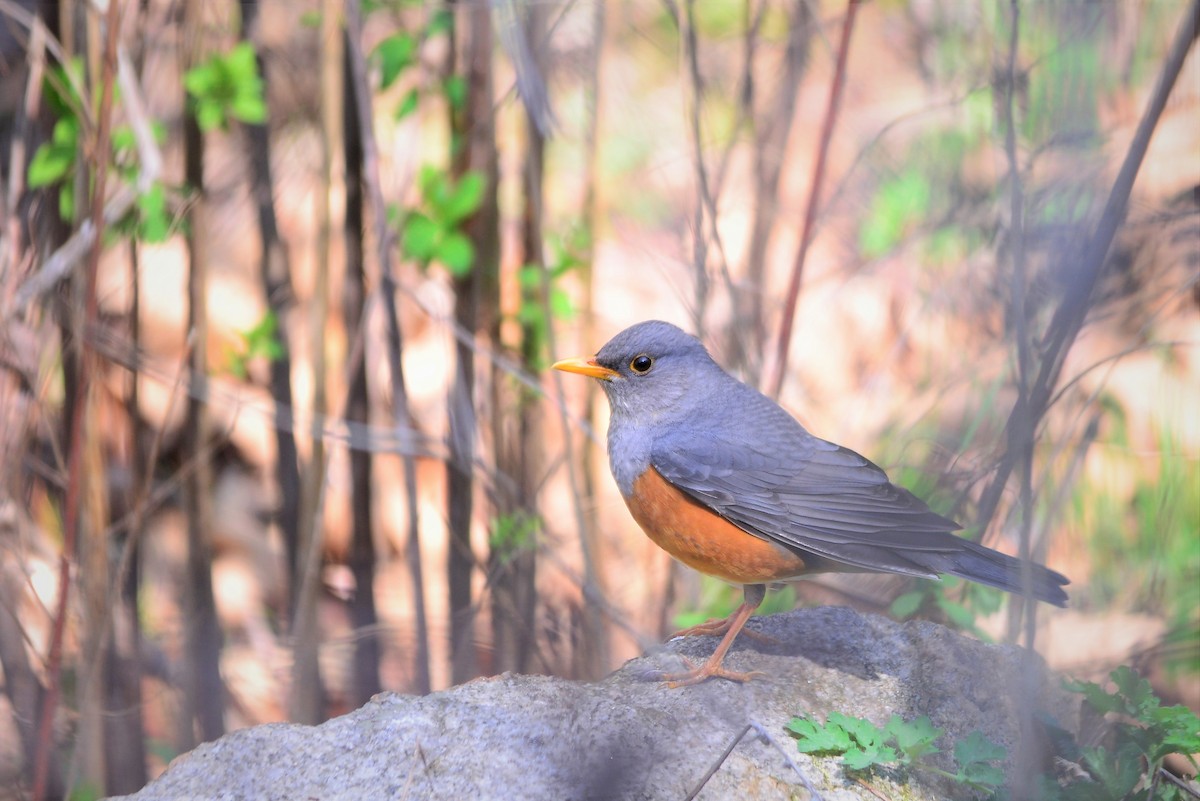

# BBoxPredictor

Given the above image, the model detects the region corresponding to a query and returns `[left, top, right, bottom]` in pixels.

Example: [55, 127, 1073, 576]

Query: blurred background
[0, 0, 1196, 797]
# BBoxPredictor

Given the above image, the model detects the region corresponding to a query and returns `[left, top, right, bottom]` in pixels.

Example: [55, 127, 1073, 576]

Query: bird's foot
[670, 617, 778, 646]
[648, 656, 766, 688]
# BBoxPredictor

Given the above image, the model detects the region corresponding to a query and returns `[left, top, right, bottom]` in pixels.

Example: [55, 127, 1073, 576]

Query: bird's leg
[669, 615, 776, 645]
[658, 584, 767, 687]
[668, 584, 777, 645]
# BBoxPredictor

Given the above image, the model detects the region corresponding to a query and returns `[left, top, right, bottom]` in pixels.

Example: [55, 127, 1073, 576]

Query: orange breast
[624, 467, 810, 584]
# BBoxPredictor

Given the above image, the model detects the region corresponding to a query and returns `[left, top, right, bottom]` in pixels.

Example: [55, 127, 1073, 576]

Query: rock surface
[109, 607, 1078, 801]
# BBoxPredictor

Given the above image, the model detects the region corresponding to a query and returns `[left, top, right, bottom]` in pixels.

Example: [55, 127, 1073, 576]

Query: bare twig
[999, 0, 1036, 645]
[494, 0, 555, 136]
[32, 0, 122, 795]
[1, 15, 45, 275]
[344, 0, 431, 692]
[683, 723, 753, 801]
[768, 0, 860, 399]
[683, 721, 826, 801]
[677, 0, 737, 339]
[1158, 767, 1200, 800]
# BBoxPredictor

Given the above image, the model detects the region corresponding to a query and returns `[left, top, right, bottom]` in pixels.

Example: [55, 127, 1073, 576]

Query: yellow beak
[552, 357, 619, 380]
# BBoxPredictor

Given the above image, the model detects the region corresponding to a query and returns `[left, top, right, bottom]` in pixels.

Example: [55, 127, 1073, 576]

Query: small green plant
[489, 512, 540, 563]
[786, 712, 1006, 793]
[786, 670, 1199, 799]
[1047, 667, 1200, 801]
[859, 168, 932, 259]
[227, 311, 284, 379]
[27, 59, 87, 220]
[514, 227, 584, 369]
[399, 166, 485, 274]
[27, 114, 81, 214]
[183, 42, 267, 132]
[29, 59, 174, 239]
[371, 11, 458, 120]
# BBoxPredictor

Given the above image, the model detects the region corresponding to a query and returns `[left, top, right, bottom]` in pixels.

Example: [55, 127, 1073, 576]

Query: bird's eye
[630, 355, 654, 374]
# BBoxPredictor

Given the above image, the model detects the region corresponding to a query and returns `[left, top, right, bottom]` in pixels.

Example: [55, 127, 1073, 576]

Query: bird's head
[553, 320, 723, 422]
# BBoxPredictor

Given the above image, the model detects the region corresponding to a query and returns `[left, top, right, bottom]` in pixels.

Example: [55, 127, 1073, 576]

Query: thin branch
[683, 723, 752, 801]
[32, 0, 122, 795]
[768, 0, 861, 399]
[999, 0, 1037, 645]
[344, 0, 431, 693]
[683, 721, 826, 801]
[749, 722, 825, 801]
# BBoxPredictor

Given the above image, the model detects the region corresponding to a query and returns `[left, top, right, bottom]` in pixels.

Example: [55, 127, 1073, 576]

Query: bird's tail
[938, 541, 1069, 607]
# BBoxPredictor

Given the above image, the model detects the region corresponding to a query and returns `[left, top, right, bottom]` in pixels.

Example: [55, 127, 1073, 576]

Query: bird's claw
[644, 655, 766, 687]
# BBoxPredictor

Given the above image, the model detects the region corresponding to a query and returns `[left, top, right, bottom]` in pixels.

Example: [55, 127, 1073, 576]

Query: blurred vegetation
[0, 0, 1196, 798]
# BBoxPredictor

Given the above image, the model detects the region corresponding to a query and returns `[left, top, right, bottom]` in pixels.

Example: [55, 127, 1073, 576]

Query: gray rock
[109, 606, 1078, 801]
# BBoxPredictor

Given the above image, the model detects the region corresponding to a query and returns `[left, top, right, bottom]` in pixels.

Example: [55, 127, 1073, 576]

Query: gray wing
[648, 382, 1068, 605]
[651, 423, 962, 580]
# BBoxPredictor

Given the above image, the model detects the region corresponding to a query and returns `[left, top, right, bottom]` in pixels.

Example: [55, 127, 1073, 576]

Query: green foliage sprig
[787, 668, 1200, 800]
[399, 166, 485, 274]
[183, 42, 267, 132]
[786, 712, 1006, 793]
[29, 59, 173, 239]
[227, 311, 285, 379]
[1046, 667, 1200, 801]
[370, 11, 459, 120]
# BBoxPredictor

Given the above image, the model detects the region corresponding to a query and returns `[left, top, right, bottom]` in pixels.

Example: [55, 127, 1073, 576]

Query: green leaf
[936, 595, 979, 631]
[401, 213, 440, 261]
[195, 100, 225, 132]
[42, 58, 85, 120]
[136, 184, 171, 243]
[427, 9, 453, 37]
[787, 717, 852, 754]
[230, 92, 267, 125]
[373, 33, 416, 90]
[28, 142, 75, 187]
[549, 288, 574, 320]
[1111, 666, 1157, 717]
[954, 731, 1006, 788]
[183, 62, 216, 96]
[859, 169, 931, 258]
[518, 264, 541, 290]
[239, 311, 284, 365]
[887, 715, 942, 761]
[1082, 742, 1143, 799]
[417, 164, 442, 197]
[226, 42, 259, 77]
[184, 43, 266, 130]
[59, 181, 76, 221]
[52, 116, 80, 146]
[1150, 704, 1200, 762]
[443, 75, 467, 111]
[436, 232, 474, 275]
[111, 125, 137, 156]
[889, 590, 924, 619]
[843, 747, 883, 771]
[955, 730, 1006, 764]
[957, 758, 1005, 789]
[395, 87, 420, 119]
[440, 170, 485, 223]
[829, 712, 885, 750]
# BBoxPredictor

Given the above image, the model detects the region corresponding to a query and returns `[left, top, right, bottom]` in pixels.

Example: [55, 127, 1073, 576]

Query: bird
[553, 320, 1069, 687]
